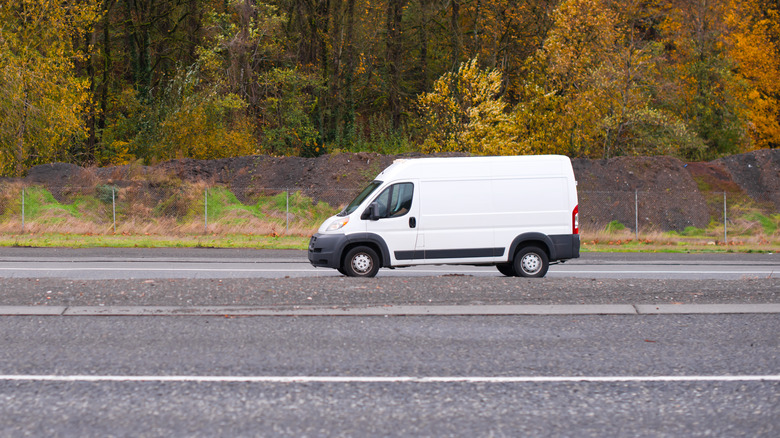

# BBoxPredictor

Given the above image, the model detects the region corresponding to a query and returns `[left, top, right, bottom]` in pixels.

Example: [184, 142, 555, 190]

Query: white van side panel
[415, 175, 572, 264]
[417, 179, 495, 255]
[491, 176, 572, 251]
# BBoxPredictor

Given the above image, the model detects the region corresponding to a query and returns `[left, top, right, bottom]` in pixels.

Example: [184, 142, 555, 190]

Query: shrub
[605, 220, 626, 233]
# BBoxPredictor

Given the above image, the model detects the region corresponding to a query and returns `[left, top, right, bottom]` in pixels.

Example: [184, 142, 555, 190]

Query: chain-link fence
[580, 189, 779, 243]
[0, 182, 778, 241]
[0, 183, 355, 236]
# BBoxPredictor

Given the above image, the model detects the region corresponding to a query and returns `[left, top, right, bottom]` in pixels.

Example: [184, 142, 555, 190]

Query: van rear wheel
[513, 246, 549, 278]
[343, 246, 380, 278]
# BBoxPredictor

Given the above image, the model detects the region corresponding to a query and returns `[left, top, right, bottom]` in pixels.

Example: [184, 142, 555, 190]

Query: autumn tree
[0, 0, 100, 176]
[417, 58, 526, 155]
[655, 0, 748, 158]
[515, 0, 705, 158]
[457, 0, 557, 102]
[724, 0, 780, 149]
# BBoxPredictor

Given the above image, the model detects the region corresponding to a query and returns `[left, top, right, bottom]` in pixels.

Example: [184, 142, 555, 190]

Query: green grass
[745, 212, 778, 235]
[0, 233, 310, 249]
[24, 186, 83, 218]
[2, 184, 340, 234]
[666, 226, 707, 237]
[2, 230, 775, 253]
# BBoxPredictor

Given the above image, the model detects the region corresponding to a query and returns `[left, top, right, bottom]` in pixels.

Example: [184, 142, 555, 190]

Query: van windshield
[338, 181, 382, 216]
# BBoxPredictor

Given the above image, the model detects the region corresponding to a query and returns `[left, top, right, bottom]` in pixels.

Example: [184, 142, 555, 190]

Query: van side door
[416, 178, 499, 263]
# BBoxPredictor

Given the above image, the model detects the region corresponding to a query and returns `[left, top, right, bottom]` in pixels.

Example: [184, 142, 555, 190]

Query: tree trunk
[343, 0, 356, 137]
[85, 29, 97, 164]
[15, 90, 28, 178]
[450, 0, 461, 70]
[387, 0, 405, 131]
[328, 0, 344, 140]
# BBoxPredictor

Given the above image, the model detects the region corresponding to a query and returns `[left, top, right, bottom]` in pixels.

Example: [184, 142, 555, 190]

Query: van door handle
[409, 217, 416, 228]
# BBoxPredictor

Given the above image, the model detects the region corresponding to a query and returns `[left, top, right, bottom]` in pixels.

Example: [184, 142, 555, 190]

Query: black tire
[343, 246, 381, 278]
[496, 263, 516, 277]
[513, 246, 549, 278]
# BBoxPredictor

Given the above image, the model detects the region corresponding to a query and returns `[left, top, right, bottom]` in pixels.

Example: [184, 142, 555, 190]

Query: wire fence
[579, 189, 779, 243]
[0, 182, 778, 242]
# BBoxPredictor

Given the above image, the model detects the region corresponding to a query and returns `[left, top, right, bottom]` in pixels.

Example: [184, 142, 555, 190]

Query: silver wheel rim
[520, 253, 542, 275]
[352, 253, 373, 274]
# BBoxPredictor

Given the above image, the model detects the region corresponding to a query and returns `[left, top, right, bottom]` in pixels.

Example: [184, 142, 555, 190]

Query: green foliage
[206, 188, 337, 229]
[605, 220, 626, 233]
[333, 115, 415, 155]
[97, 185, 118, 205]
[665, 226, 706, 237]
[256, 68, 324, 157]
[682, 226, 706, 237]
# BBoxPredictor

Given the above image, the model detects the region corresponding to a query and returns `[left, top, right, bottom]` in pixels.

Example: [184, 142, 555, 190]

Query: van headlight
[326, 217, 349, 231]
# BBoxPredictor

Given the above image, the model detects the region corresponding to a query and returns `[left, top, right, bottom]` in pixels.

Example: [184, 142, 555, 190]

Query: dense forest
[1, 0, 779, 176]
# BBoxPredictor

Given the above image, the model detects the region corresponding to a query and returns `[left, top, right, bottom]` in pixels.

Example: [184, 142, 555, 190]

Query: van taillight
[573, 205, 579, 235]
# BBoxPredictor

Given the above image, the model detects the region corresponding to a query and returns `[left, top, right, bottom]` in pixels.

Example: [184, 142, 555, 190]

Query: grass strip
[0, 233, 776, 253]
[0, 234, 310, 249]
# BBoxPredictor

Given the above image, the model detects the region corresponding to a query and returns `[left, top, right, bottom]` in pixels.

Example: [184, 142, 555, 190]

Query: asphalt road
[0, 248, 778, 436]
[1, 315, 778, 436]
[0, 248, 777, 280]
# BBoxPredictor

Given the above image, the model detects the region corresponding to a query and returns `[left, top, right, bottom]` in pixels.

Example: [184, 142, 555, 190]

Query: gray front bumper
[308, 233, 346, 268]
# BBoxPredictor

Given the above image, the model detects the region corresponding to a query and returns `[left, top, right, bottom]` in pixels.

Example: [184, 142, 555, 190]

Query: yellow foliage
[521, 0, 710, 158]
[724, 0, 780, 149]
[0, 0, 101, 176]
[159, 92, 256, 160]
[101, 141, 136, 166]
[417, 58, 527, 156]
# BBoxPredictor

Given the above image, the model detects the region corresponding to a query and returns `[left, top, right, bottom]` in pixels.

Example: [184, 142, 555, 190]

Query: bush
[605, 220, 626, 233]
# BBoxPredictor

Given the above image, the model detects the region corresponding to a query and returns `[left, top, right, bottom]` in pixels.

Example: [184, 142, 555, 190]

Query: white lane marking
[0, 267, 310, 273]
[0, 267, 773, 274]
[1, 375, 778, 383]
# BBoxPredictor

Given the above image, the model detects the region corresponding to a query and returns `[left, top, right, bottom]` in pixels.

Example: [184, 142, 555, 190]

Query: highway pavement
[0, 248, 777, 436]
[0, 314, 778, 436]
[0, 248, 777, 279]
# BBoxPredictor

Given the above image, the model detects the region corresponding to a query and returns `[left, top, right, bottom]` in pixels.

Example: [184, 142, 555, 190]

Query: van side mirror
[361, 202, 381, 221]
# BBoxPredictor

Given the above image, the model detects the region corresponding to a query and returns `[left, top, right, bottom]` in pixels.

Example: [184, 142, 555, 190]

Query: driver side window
[374, 183, 414, 218]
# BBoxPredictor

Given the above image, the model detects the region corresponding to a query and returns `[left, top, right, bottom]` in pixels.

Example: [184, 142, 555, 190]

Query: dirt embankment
[18, 149, 780, 231]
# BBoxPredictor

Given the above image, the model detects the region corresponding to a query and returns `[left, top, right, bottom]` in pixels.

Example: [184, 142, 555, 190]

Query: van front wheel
[496, 263, 516, 277]
[513, 246, 549, 278]
[343, 246, 380, 278]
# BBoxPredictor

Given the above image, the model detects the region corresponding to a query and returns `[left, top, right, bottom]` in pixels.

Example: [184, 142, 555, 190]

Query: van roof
[377, 155, 574, 181]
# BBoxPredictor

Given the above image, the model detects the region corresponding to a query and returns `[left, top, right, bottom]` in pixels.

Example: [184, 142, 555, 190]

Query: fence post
[204, 188, 208, 234]
[286, 190, 290, 234]
[21, 188, 25, 234]
[723, 191, 727, 244]
[112, 187, 116, 233]
[634, 190, 639, 240]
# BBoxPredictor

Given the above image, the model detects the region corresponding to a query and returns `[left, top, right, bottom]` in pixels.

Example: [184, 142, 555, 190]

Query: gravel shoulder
[0, 277, 777, 307]
[2, 249, 776, 307]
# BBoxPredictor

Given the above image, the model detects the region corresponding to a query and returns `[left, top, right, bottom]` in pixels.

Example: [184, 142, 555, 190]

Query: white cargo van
[308, 155, 579, 277]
